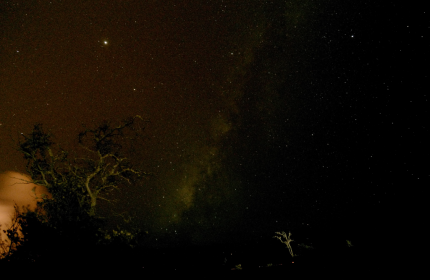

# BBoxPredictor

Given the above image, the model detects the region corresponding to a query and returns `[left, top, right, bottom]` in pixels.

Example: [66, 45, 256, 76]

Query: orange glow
[0, 171, 49, 257]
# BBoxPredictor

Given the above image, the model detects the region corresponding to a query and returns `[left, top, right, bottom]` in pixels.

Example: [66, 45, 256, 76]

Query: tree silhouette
[18, 115, 151, 217]
[2, 116, 151, 263]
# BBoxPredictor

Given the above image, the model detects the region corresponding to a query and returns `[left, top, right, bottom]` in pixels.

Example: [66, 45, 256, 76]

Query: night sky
[0, 0, 427, 253]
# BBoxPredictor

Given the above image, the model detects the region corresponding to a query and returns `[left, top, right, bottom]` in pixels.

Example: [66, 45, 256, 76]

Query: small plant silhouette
[298, 243, 314, 250]
[274, 231, 296, 257]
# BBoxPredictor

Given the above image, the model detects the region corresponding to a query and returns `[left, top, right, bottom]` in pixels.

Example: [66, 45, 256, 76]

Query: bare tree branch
[274, 231, 296, 257]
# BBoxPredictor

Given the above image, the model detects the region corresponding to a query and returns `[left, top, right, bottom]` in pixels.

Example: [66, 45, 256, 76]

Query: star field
[0, 0, 427, 251]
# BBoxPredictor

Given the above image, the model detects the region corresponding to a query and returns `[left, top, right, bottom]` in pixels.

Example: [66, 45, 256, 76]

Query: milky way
[0, 1, 426, 248]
